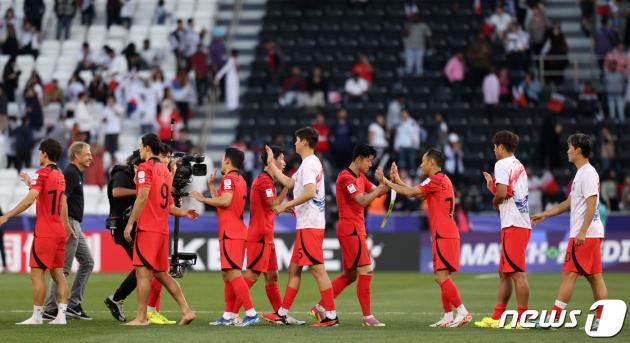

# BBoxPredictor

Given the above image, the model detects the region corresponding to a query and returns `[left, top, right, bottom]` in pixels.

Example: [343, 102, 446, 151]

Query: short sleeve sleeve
[29, 170, 46, 192]
[137, 163, 152, 188]
[582, 169, 600, 198]
[417, 176, 439, 195]
[494, 160, 509, 185]
[261, 176, 276, 199]
[340, 174, 360, 199]
[221, 175, 234, 193]
[302, 158, 319, 186]
[112, 171, 133, 189]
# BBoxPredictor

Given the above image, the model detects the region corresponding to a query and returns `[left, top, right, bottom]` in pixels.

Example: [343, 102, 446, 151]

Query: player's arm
[531, 198, 570, 225]
[60, 197, 76, 239]
[274, 183, 315, 214]
[354, 184, 390, 207]
[381, 176, 425, 199]
[483, 171, 495, 195]
[269, 186, 289, 207]
[112, 187, 136, 198]
[169, 205, 199, 219]
[265, 145, 295, 189]
[574, 195, 597, 245]
[207, 168, 219, 198]
[123, 187, 150, 241]
[190, 191, 233, 208]
[0, 190, 39, 225]
[492, 183, 508, 208]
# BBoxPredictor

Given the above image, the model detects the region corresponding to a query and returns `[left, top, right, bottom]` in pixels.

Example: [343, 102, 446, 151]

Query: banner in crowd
[0, 231, 419, 273]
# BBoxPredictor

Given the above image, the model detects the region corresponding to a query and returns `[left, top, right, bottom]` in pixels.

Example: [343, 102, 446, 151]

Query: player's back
[218, 170, 248, 240]
[421, 172, 459, 239]
[494, 155, 531, 229]
[248, 171, 276, 243]
[32, 165, 66, 238]
[136, 158, 172, 235]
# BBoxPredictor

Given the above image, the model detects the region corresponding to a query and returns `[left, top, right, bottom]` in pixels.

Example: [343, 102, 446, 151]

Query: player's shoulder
[304, 154, 322, 168]
[580, 164, 600, 180]
[337, 168, 354, 181]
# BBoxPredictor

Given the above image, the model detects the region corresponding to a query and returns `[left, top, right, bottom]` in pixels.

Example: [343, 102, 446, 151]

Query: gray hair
[68, 142, 90, 161]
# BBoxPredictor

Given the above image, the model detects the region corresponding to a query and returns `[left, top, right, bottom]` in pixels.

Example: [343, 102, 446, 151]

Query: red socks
[357, 274, 372, 316]
[517, 306, 528, 321]
[492, 303, 507, 320]
[224, 281, 236, 313]
[596, 305, 603, 319]
[265, 282, 283, 312]
[319, 288, 336, 311]
[441, 289, 452, 313]
[440, 279, 463, 308]
[232, 277, 256, 313]
[229, 276, 254, 311]
[282, 286, 298, 311]
[148, 277, 162, 312]
[332, 274, 352, 297]
[551, 305, 563, 319]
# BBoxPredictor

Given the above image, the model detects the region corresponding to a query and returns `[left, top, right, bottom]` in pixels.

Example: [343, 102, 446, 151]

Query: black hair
[492, 130, 520, 153]
[39, 138, 63, 162]
[160, 142, 172, 156]
[141, 133, 162, 155]
[567, 133, 592, 158]
[261, 145, 284, 166]
[126, 149, 142, 167]
[352, 144, 377, 160]
[295, 126, 319, 149]
[424, 149, 445, 167]
[224, 147, 244, 170]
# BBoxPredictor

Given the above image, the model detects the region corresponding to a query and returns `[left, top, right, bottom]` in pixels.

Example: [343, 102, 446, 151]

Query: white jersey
[494, 156, 531, 229]
[570, 163, 604, 238]
[292, 155, 326, 230]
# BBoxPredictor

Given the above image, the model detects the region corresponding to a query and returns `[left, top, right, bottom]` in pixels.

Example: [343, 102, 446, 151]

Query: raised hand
[189, 191, 205, 202]
[483, 171, 493, 190]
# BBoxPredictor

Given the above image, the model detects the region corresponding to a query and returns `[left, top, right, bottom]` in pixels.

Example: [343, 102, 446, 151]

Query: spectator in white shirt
[66, 74, 86, 103]
[394, 110, 421, 175]
[483, 67, 500, 106]
[368, 114, 388, 162]
[103, 94, 123, 164]
[527, 166, 544, 214]
[19, 20, 39, 57]
[386, 95, 405, 132]
[76, 42, 97, 72]
[75, 92, 94, 143]
[120, 0, 133, 28]
[444, 133, 464, 184]
[505, 23, 530, 71]
[107, 49, 129, 83]
[184, 18, 200, 58]
[344, 72, 369, 103]
[488, 6, 513, 40]
[140, 39, 163, 70]
[140, 80, 159, 134]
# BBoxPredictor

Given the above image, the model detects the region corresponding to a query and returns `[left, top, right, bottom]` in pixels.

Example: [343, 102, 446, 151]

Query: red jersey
[248, 171, 277, 244]
[136, 158, 173, 235]
[30, 164, 66, 238]
[336, 168, 373, 237]
[417, 172, 459, 239]
[218, 170, 248, 240]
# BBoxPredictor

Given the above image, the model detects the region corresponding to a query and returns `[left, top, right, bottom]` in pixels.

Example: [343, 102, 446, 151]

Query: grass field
[0, 272, 628, 342]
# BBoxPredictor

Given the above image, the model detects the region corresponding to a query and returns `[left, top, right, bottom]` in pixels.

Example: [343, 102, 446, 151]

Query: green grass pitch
[0, 272, 628, 342]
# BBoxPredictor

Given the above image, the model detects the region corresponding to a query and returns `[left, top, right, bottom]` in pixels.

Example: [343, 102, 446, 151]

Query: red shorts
[220, 238, 246, 271]
[339, 234, 371, 270]
[563, 238, 603, 276]
[133, 230, 169, 272]
[247, 240, 278, 272]
[432, 236, 460, 272]
[291, 229, 324, 266]
[30, 236, 66, 270]
[500, 227, 531, 273]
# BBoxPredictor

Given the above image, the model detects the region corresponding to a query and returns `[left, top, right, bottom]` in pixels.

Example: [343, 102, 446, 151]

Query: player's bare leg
[475, 271, 512, 328]
[48, 268, 69, 325]
[17, 268, 48, 325]
[585, 273, 607, 325]
[512, 271, 530, 322]
[153, 271, 195, 325]
[125, 266, 151, 326]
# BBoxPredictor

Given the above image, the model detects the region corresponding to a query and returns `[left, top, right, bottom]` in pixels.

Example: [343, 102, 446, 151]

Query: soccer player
[264, 127, 340, 327]
[123, 133, 197, 326]
[190, 148, 260, 327]
[308, 144, 388, 326]
[379, 149, 472, 328]
[475, 130, 531, 329]
[0, 139, 74, 325]
[532, 134, 607, 328]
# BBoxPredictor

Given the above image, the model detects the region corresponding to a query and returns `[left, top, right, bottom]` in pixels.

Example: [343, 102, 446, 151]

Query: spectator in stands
[157, 89, 181, 140]
[527, 166, 544, 214]
[45, 116, 69, 168]
[542, 22, 569, 85]
[106, 47, 129, 83]
[170, 19, 187, 69]
[404, 2, 418, 19]
[75, 92, 93, 142]
[444, 133, 464, 185]
[120, 0, 133, 29]
[601, 169, 619, 210]
[580, 0, 595, 36]
[190, 44, 209, 104]
[140, 39, 163, 70]
[24, 87, 43, 136]
[483, 67, 500, 106]
[171, 69, 195, 128]
[80, 0, 95, 27]
[2, 56, 19, 102]
[604, 43, 629, 73]
[0, 88, 8, 128]
[368, 114, 388, 162]
[103, 95, 122, 165]
[209, 30, 228, 75]
[519, 72, 541, 104]
[344, 72, 369, 103]
[311, 112, 331, 155]
[403, 14, 431, 76]
[330, 108, 353, 169]
[149, 67, 166, 102]
[528, 5, 552, 54]
[487, 6, 512, 40]
[18, 21, 39, 57]
[66, 73, 86, 103]
[24, 0, 45, 31]
[88, 73, 108, 104]
[434, 112, 449, 148]
[467, 31, 493, 88]
[1, 24, 19, 58]
[44, 79, 65, 105]
[155, 0, 170, 25]
[173, 128, 194, 153]
[595, 16, 619, 70]
[214, 49, 240, 111]
[55, 0, 76, 41]
[4, 116, 18, 168]
[622, 175, 630, 210]
[14, 116, 33, 170]
[579, 82, 602, 119]
[605, 60, 626, 121]
[279, 66, 307, 107]
[352, 54, 374, 84]
[600, 127, 616, 171]
[304, 67, 327, 109]
[540, 116, 563, 170]
[184, 18, 200, 60]
[394, 109, 420, 175]
[444, 52, 465, 100]
[106, 0, 121, 28]
[505, 23, 530, 71]
[76, 42, 97, 73]
[25, 71, 44, 102]
[263, 40, 283, 86]
[386, 94, 405, 132]
[122, 43, 143, 70]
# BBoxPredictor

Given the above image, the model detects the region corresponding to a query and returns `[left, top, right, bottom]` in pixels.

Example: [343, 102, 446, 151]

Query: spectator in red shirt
[352, 54, 374, 84]
[264, 40, 283, 86]
[279, 66, 307, 107]
[190, 44, 209, 104]
[311, 112, 330, 154]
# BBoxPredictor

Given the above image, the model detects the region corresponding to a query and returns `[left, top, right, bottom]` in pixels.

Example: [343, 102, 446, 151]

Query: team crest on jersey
[421, 178, 431, 186]
[30, 174, 38, 185]
[224, 179, 232, 190]
[347, 184, 357, 194]
[138, 171, 146, 184]
[265, 188, 274, 198]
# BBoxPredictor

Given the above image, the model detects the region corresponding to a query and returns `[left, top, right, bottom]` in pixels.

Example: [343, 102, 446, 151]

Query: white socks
[363, 314, 374, 320]
[278, 307, 288, 316]
[315, 304, 325, 313]
[457, 304, 469, 316]
[325, 310, 337, 320]
[49, 304, 67, 325]
[443, 311, 454, 321]
[33, 305, 44, 321]
[222, 312, 234, 320]
[147, 306, 157, 313]
[245, 308, 256, 317]
[554, 299, 567, 310]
